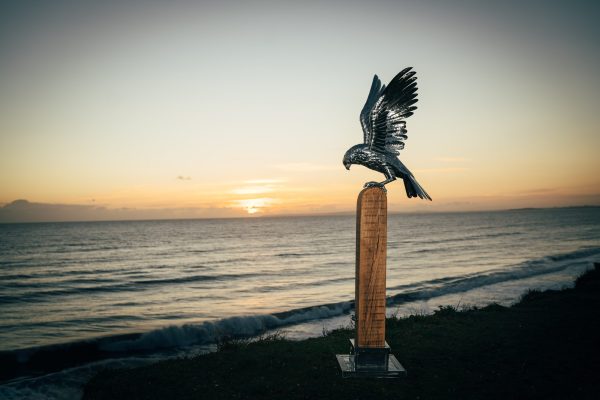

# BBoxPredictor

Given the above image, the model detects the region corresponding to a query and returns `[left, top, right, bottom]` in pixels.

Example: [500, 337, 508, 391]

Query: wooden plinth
[355, 187, 387, 348]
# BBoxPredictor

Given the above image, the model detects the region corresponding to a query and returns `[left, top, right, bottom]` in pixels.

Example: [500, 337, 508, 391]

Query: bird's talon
[363, 181, 387, 193]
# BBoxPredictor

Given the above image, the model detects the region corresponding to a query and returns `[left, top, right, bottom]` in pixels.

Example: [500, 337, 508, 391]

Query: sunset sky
[1, 0, 599, 221]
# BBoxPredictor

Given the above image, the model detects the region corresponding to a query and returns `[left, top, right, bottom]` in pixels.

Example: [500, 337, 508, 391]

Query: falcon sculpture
[342, 67, 431, 200]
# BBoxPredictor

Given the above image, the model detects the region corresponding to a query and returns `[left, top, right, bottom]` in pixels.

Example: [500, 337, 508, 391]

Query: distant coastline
[1, 199, 599, 224]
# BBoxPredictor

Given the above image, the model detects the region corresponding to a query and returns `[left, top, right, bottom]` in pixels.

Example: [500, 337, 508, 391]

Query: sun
[235, 198, 273, 215]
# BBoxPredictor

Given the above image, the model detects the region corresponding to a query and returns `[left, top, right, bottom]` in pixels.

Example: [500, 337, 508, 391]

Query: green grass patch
[84, 264, 600, 400]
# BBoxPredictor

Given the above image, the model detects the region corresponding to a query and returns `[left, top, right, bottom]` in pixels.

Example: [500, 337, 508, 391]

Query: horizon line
[1, 204, 598, 225]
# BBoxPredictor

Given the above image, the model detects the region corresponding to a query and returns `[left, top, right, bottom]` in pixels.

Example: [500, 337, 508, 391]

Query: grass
[84, 263, 600, 399]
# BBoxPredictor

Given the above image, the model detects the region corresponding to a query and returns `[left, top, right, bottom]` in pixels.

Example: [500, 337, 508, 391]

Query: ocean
[1, 207, 599, 399]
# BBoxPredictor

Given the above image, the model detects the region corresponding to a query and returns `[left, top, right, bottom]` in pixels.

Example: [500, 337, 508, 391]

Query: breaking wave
[2, 246, 598, 385]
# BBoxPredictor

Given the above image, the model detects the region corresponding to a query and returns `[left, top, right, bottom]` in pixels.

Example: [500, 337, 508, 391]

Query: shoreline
[84, 262, 600, 399]
[4, 245, 596, 385]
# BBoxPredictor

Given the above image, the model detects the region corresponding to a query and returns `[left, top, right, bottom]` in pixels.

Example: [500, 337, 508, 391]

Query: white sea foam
[101, 302, 352, 352]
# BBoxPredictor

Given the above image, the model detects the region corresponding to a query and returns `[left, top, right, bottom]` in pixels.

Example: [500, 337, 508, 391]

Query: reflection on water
[0, 207, 599, 352]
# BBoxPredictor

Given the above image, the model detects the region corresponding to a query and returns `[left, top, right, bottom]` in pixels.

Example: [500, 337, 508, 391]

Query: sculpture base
[336, 339, 406, 378]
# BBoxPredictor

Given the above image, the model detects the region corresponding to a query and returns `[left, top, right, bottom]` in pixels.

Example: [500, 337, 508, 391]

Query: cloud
[176, 175, 192, 181]
[230, 178, 284, 195]
[230, 198, 277, 214]
[0, 200, 245, 223]
[243, 179, 285, 184]
[231, 186, 275, 195]
[516, 188, 557, 195]
[276, 163, 339, 172]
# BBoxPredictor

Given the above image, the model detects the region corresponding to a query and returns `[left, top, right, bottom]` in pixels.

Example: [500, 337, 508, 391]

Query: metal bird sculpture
[343, 67, 431, 200]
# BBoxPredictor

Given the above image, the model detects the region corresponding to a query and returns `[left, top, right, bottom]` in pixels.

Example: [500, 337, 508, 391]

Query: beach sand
[84, 262, 600, 399]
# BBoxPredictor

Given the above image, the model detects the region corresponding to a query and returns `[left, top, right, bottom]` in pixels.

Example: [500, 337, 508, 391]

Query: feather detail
[360, 68, 418, 155]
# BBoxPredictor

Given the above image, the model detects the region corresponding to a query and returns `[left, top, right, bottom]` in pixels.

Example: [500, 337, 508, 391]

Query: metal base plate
[336, 354, 406, 378]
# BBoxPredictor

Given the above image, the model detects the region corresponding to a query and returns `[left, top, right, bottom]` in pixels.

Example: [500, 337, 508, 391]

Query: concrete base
[336, 353, 406, 378]
[336, 339, 406, 378]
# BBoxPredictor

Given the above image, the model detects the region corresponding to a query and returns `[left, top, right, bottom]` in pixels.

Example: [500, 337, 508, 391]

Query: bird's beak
[344, 163, 351, 170]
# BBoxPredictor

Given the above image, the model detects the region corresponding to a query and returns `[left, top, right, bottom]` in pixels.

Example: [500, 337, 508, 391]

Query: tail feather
[403, 175, 432, 201]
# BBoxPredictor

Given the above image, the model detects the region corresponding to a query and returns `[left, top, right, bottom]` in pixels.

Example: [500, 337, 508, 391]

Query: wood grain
[355, 187, 387, 348]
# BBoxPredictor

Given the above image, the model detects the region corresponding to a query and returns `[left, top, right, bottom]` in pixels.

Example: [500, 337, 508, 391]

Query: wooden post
[355, 187, 387, 348]
[336, 185, 404, 377]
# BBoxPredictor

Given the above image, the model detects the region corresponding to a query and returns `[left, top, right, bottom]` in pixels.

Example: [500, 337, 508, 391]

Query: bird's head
[342, 147, 357, 170]
[342, 151, 351, 170]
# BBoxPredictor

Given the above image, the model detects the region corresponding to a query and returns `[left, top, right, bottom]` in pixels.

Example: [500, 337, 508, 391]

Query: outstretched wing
[359, 75, 386, 145]
[364, 68, 418, 155]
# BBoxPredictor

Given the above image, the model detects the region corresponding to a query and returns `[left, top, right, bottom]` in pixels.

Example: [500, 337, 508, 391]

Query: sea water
[1, 207, 599, 398]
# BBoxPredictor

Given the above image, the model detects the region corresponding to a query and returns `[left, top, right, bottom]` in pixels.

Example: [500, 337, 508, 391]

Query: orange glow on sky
[0, 1, 599, 222]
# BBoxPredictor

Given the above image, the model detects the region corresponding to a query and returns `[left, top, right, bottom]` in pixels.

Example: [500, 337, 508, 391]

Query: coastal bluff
[85, 262, 600, 400]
